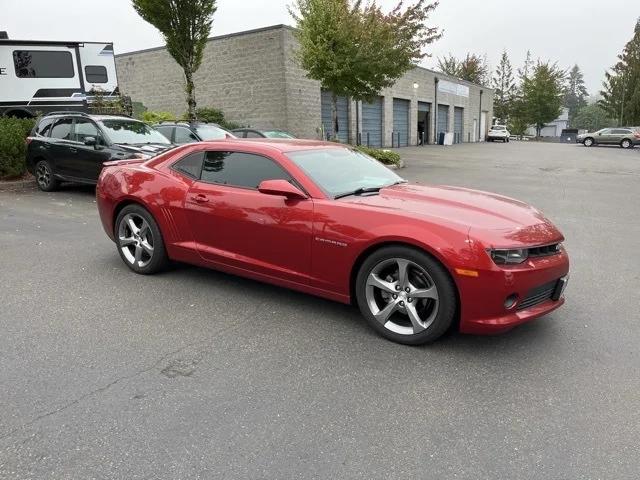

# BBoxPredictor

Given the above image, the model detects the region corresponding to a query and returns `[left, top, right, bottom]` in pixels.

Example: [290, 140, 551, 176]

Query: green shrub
[355, 145, 401, 166]
[195, 107, 243, 130]
[141, 110, 178, 124]
[0, 117, 35, 179]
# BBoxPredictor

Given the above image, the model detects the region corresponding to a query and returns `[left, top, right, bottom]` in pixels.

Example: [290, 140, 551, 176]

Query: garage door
[454, 107, 464, 144]
[362, 97, 383, 147]
[437, 104, 449, 139]
[392, 98, 410, 147]
[321, 90, 349, 143]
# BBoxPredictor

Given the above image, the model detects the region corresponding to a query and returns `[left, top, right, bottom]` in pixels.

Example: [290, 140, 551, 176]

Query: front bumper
[457, 248, 570, 334]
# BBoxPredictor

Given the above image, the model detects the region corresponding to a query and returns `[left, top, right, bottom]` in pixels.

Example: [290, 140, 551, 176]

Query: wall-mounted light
[413, 82, 419, 89]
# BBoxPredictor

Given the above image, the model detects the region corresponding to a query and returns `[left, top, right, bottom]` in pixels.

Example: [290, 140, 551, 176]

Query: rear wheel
[355, 246, 457, 345]
[35, 160, 59, 192]
[115, 204, 169, 274]
[583, 137, 594, 147]
[621, 138, 633, 149]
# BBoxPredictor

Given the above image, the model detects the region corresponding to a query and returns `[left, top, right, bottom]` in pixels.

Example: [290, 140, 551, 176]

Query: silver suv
[577, 127, 640, 149]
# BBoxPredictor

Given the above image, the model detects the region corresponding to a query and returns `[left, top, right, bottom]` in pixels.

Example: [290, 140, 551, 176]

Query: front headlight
[489, 248, 529, 265]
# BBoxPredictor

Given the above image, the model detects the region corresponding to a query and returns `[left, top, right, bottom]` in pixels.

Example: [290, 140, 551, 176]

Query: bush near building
[355, 145, 401, 166]
[0, 117, 35, 180]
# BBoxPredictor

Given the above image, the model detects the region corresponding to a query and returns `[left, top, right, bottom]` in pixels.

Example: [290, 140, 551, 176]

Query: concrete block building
[115, 25, 493, 147]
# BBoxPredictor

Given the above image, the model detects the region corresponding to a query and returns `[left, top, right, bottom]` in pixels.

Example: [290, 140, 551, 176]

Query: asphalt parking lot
[1, 141, 638, 479]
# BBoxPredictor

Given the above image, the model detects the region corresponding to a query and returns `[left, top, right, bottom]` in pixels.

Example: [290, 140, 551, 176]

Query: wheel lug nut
[405, 287, 410, 293]
[408, 298, 413, 303]
[395, 285, 400, 291]
[392, 294, 397, 299]
[399, 301, 405, 306]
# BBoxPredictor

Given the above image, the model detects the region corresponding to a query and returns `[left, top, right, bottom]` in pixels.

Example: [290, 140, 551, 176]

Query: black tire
[114, 204, 169, 275]
[35, 159, 59, 192]
[355, 246, 457, 345]
[620, 138, 633, 149]
[583, 137, 594, 147]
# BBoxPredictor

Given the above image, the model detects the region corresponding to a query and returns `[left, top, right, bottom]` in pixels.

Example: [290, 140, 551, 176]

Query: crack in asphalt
[0, 302, 266, 444]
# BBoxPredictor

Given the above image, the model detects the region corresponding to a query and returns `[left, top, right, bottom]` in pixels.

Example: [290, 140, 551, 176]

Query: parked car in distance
[96, 139, 569, 345]
[27, 112, 172, 191]
[154, 122, 235, 144]
[487, 125, 510, 142]
[232, 128, 296, 139]
[577, 127, 640, 148]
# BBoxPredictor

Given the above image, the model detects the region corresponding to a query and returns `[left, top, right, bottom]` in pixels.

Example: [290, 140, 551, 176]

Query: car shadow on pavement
[131, 260, 560, 356]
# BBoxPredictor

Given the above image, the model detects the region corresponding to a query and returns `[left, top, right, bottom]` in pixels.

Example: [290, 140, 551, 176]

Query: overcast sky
[2, 0, 637, 93]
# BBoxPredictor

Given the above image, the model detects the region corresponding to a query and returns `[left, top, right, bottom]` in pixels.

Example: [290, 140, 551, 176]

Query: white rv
[0, 33, 119, 118]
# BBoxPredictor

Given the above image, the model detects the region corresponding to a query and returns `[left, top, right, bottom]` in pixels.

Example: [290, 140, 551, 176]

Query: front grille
[517, 279, 558, 311]
[528, 243, 561, 258]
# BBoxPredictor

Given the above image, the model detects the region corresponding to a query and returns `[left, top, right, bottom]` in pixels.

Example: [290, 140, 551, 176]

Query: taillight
[25, 136, 34, 145]
[634, 132, 640, 139]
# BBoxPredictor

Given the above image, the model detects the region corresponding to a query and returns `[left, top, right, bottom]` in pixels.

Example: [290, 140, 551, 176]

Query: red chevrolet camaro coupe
[96, 139, 569, 345]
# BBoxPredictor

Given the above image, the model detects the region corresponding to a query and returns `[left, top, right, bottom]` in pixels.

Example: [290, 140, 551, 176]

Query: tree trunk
[331, 92, 338, 142]
[185, 69, 197, 123]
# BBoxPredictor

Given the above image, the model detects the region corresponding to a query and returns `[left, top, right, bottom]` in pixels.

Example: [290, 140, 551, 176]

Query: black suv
[154, 122, 235, 144]
[27, 112, 172, 191]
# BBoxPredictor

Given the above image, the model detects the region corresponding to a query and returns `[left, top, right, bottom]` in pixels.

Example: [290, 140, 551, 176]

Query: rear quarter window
[172, 152, 204, 179]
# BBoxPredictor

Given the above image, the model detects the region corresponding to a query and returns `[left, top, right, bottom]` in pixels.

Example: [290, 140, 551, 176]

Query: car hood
[343, 183, 564, 247]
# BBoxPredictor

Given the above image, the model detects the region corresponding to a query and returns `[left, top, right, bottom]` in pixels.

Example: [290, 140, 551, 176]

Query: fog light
[504, 294, 518, 310]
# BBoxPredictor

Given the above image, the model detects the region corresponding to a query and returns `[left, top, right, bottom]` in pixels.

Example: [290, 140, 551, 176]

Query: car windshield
[492, 126, 506, 130]
[100, 120, 171, 145]
[263, 130, 295, 139]
[195, 125, 234, 140]
[286, 147, 404, 198]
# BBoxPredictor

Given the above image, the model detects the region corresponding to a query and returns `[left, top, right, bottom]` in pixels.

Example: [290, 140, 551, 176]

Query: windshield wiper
[334, 186, 383, 199]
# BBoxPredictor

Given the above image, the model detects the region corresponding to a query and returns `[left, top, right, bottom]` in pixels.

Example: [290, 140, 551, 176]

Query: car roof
[41, 113, 137, 122]
[195, 138, 346, 153]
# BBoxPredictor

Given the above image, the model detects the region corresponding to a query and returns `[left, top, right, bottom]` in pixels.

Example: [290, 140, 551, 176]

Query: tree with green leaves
[437, 53, 489, 85]
[492, 50, 515, 124]
[522, 61, 565, 137]
[132, 0, 217, 122]
[565, 64, 588, 126]
[600, 18, 640, 126]
[572, 103, 615, 131]
[290, 0, 441, 141]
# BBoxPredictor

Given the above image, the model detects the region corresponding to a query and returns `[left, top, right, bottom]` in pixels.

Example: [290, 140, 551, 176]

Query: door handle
[69, 147, 78, 153]
[192, 194, 209, 203]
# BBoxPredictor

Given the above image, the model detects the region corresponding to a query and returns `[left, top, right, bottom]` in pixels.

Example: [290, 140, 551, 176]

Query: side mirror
[258, 179, 307, 200]
[84, 136, 97, 146]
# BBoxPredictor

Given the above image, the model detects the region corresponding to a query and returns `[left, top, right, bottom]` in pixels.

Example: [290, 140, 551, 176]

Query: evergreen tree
[573, 104, 615, 131]
[492, 50, 515, 124]
[565, 64, 589, 126]
[518, 50, 533, 80]
[600, 18, 640, 126]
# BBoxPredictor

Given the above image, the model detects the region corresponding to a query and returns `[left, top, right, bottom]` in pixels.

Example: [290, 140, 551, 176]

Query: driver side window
[73, 119, 101, 144]
[200, 151, 291, 189]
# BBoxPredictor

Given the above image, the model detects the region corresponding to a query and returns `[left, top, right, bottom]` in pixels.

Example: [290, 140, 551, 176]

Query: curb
[0, 176, 36, 192]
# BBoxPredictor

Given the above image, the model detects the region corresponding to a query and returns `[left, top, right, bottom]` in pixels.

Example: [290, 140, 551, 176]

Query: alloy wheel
[365, 257, 439, 335]
[621, 139, 632, 149]
[584, 138, 593, 147]
[36, 162, 51, 189]
[118, 213, 155, 268]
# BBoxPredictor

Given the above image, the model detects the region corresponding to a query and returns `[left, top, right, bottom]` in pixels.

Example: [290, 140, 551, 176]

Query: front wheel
[583, 137, 594, 147]
[115, 204, 169, 274]
[621, 139, 633, 149]
[355, 246, 457, 345]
